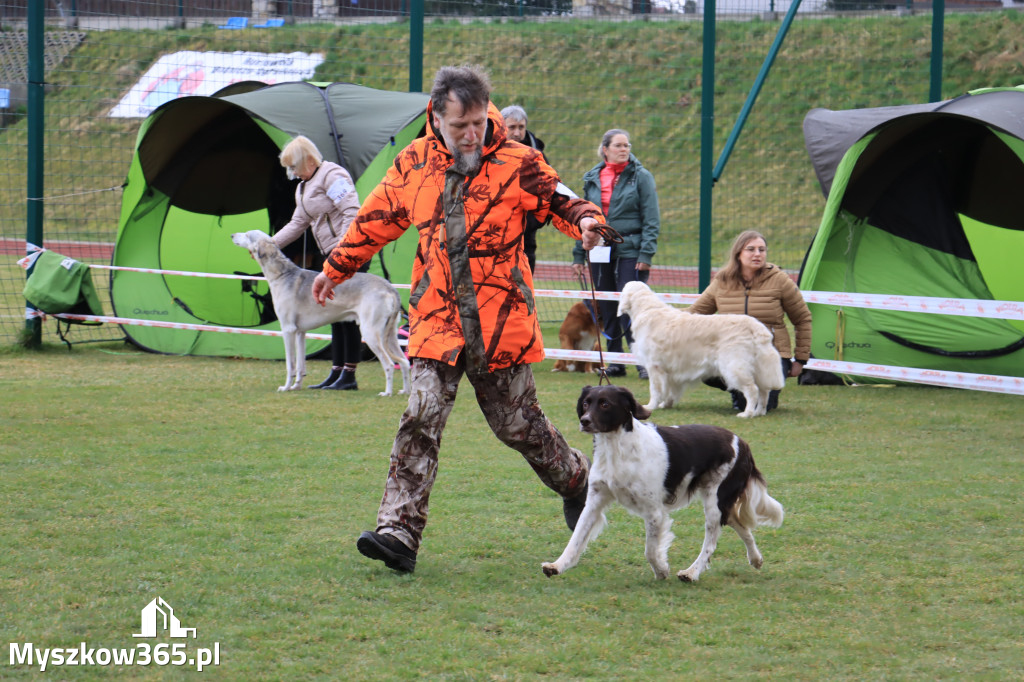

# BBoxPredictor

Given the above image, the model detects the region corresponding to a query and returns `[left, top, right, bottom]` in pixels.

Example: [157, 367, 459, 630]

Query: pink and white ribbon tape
[16, 250, 1023, 394]
[804, 291, 1024, 321]
[803, 358, 1024, 395]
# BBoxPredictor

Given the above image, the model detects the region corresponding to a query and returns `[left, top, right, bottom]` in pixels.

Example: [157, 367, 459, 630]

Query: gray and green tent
[112, 81, 427, 358]
[799, 86, 1024, 380]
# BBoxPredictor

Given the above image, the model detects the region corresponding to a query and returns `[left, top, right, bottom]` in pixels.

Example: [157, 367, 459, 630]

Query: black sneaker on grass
[603, 364, 626, 377]
[356, 530, 416, 573]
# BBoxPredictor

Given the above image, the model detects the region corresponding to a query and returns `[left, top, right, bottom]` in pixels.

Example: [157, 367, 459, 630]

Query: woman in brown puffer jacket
[689, 229, 812, 412]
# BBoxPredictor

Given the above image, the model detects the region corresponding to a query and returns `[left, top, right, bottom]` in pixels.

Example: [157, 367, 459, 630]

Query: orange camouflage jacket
[323, 101, 605, 371]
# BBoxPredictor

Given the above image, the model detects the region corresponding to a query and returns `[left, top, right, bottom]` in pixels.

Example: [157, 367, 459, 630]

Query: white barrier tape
[534, 288, 700, 305]
[546, 348, 1022, 395]
[545, 348, 639, 364]
[805, 291, 1024, 321]
[53, 313, 332, 340]
[17, 248, 263, 279]
[45, 313, 1021, 394]
[89, 264, 265, 280]
[16, 252, 43, 270]
[16, 252, 1023, 320]
[804, 358, 1024, 396]
[19, 256, 417, 286]
[49, 313, 416, 347]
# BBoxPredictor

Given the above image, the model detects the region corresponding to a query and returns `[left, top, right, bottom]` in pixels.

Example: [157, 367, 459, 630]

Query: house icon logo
[132, 597, 196, 639]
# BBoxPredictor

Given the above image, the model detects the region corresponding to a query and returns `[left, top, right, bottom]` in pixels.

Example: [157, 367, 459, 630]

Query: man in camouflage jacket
[312, 65, 606, 573]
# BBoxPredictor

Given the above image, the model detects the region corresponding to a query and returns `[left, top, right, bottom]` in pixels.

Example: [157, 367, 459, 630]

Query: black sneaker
[603, 364, 626, 377]
[562, 486, 588, 532]
[637, 366, 649, 380]
[356, 531, 416, 573]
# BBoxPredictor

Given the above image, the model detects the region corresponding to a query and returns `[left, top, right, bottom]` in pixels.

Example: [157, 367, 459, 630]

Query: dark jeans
[588, 257, 649, 355]
[330, 322, 362, 366]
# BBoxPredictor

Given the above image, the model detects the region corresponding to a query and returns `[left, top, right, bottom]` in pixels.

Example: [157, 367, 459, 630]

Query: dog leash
[574, 270, 612, 385]
[582, 223, 623, 386]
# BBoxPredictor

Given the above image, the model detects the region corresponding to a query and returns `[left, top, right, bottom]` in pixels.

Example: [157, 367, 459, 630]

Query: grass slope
[2, 11, 1023, 343]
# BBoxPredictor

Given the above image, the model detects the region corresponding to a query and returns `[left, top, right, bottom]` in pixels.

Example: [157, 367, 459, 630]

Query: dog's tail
[380, 295, 410, 368]
[756, 344, 786, 391]
[733, 467, 784, 530]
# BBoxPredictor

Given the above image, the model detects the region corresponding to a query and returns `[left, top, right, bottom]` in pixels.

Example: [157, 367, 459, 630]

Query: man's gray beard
[451, 146, 482, 175]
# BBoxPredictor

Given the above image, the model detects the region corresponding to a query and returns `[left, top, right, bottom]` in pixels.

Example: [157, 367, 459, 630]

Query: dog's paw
[277, 386, 290, 392]
[749, 554, 763, 570]
[378, 390, 392, 397]
[677, 569, 699, 583]
[541, 563, 561, 577]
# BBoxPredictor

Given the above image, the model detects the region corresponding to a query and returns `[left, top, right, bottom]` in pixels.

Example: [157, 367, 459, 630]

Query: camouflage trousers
[374, 357, 590, 552]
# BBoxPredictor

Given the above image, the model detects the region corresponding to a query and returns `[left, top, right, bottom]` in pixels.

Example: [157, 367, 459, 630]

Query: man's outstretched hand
[312, 272, 337, 306]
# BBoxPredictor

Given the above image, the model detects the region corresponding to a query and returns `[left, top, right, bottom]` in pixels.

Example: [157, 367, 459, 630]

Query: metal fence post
[409, 0, 424, 93]
[24, 0, 44, 347]
[697, 0, 716, 292]
[930, 0, 945, 102]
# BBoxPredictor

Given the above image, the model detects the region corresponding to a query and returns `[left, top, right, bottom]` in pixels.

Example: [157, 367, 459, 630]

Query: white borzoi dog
[542, 385, 784, 582]
[617, 281, 784, 417]
[232, 230, 410, 396]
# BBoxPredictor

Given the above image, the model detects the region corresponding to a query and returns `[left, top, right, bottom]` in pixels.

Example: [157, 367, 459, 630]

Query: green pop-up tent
[798, 86, 1024, 381]
[112, 81, 428, 358]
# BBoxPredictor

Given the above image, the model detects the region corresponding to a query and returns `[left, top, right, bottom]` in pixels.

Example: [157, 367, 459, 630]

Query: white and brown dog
[542, 385, 784, 582]
[551, 301, 602, 374]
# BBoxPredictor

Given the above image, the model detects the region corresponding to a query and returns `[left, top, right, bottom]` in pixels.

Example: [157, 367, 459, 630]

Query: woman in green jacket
[572, 129, 660, 377]
[690, 229, 812, 411]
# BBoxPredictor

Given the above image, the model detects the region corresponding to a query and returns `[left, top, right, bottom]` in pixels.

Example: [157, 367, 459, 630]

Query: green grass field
[2, 335, 1021, 680]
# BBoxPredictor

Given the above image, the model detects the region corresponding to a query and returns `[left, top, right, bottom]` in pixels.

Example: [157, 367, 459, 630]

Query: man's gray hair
[431, 65, 491, 117]
[500, 104, 527, 123]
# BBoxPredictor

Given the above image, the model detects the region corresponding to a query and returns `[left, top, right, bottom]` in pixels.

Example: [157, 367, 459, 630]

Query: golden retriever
[616, 281, 784, 417]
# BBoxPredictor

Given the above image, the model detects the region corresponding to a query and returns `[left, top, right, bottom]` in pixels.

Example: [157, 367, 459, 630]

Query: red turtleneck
[599, 161, 627, 215]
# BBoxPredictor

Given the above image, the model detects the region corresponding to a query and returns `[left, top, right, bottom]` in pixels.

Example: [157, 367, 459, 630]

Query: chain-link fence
[2, 1, 1020, 348]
